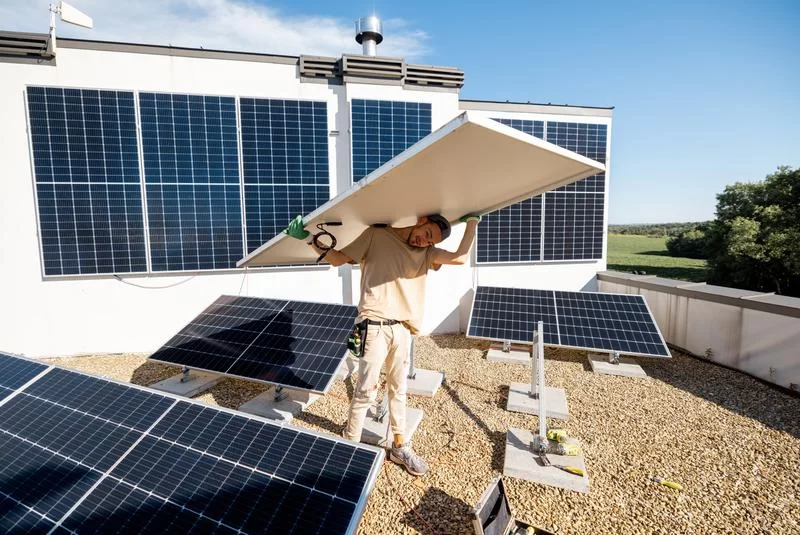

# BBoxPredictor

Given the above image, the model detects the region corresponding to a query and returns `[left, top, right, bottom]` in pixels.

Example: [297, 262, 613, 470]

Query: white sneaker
[389, 443, 429, 476]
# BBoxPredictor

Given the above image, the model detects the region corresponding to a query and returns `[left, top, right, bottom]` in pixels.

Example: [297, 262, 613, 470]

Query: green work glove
[459, 213, 482, 223]
[284, 215, 310, 240]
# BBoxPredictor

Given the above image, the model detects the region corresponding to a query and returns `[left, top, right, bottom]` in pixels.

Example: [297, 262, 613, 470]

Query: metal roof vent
[355, 16, 382, 56]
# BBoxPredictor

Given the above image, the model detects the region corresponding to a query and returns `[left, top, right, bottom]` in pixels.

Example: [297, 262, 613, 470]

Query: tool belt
[347, 320, 368, 358]
[346, 319, 403, 358]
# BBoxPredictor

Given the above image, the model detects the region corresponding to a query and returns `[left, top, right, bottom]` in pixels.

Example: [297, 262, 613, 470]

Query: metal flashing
[460, 99, 613, 117]
[597, 271, 800, 318]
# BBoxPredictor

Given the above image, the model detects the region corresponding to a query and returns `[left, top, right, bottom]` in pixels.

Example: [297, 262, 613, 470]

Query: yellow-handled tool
[651, 476, 682, 490]
[546, 428, 568, 442]
[555, 465, 585, 476]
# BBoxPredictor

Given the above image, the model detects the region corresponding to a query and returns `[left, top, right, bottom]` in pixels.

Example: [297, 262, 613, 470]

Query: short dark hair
[426, 214, 451, 241]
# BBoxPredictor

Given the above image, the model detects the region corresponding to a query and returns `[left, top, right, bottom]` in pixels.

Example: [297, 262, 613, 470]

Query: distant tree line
[628, 167, 800, 297]
[608, 222, 705, 237]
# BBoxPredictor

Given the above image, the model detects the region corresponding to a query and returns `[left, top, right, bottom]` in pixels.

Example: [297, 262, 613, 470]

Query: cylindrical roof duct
[355, 16, 383, 56]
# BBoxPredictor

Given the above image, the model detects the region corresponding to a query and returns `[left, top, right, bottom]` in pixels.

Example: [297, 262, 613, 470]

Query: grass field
[606, 234, 709, 282]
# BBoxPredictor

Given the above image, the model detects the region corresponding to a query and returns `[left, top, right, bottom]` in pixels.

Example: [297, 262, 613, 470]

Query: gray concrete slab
[407, 368, 443, 397]
[238, 387, 320, 422]
[506, 383, 569, 419]
[359, 406, 423, 448]
[503, 428, 589, 493]
[588, 354, 648, 378]
[487, 348, 530, 365]
[149, 371, 223, 397]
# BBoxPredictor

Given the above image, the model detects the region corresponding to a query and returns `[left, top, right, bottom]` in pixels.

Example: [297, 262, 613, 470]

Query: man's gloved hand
[459, 213, 482, 223]
[284, 215, 310, 240]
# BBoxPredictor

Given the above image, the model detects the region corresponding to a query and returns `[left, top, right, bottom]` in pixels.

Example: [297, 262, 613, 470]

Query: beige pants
[343, 321, 411, 441]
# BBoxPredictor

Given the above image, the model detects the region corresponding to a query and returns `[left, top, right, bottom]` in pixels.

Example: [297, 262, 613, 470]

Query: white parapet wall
[597, 271, 800, 391]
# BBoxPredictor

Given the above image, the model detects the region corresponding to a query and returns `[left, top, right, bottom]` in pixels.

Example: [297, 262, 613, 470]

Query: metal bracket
[180, 366, 191, 383]
[502, 340, 511, 353]
[273, 386, 289, 403]
[608, 351, 621, 365]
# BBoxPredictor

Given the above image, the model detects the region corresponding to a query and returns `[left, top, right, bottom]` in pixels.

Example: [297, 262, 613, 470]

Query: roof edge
[460, 98, 613, 117]
[58, 37, 299, 65]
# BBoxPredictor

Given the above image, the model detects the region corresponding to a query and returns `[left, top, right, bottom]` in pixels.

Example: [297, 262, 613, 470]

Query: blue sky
[2, 0, 798, 223]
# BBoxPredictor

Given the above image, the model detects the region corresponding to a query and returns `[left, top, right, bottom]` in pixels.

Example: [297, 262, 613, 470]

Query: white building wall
[0, 45, 611, 357]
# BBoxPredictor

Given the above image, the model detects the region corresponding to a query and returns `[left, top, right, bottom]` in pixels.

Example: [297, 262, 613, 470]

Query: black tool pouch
[347, 320, 368, 358]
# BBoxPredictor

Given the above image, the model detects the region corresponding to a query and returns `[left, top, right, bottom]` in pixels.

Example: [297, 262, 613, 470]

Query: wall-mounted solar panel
[477, 119, 608, 264]
[0, 352, 383, 535]
[27, 86, 147, 276]
[240, 98, 330, 253]
[351, 99, 432, 182]
[139, 92, 243, 271]
[467, 286, 670, 358]
[150, 295, 357, 393]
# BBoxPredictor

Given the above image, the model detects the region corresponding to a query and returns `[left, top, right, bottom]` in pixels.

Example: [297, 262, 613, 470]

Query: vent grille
[0, 31, 52, 59]
[299, 55, 338, 79]
[341, 54, 404, 80]
[405, 64, 464, 88]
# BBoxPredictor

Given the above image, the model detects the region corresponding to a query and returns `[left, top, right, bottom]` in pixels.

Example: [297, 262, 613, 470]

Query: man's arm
[432, 218, 479, 266]
[308, 241, 353, 267]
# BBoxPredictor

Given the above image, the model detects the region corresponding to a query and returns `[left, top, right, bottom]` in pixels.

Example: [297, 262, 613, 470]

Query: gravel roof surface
[45, 335, 800, 535]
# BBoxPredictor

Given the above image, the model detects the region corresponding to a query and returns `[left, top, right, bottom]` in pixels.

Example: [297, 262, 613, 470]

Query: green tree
[666, 224, 710, 259]
[706, 166, 800, 296]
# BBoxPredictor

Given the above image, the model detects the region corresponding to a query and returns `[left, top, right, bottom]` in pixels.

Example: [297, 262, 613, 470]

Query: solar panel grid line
[0, 352, 50, 405]
[150, 296, 357, 392]
[0, 374, 177, 530]
[132, 91, 155, 273]
[0, 353, 383, 534]
[28, 86, 147, 276]
[0, 433, 97, 532]
[234, 96, 249, 262]
[123, 405, 376, 533]
[467, 287, 670, 358]
[241, 98, 329, 254]
[220, 297, 291, 375]
[49, 397, 180, 533]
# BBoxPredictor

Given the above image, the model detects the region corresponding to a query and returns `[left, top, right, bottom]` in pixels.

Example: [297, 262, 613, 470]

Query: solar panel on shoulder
[0, 351, 383, 534]
[149, 295, 358, 393]
[467, 286, 670, 358]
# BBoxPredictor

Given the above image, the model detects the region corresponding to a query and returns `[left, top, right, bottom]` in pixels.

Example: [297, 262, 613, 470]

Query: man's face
[408, 219, 443, 248]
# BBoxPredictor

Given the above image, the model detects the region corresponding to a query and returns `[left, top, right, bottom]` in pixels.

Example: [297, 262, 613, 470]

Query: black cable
[312, 222, 342, 263]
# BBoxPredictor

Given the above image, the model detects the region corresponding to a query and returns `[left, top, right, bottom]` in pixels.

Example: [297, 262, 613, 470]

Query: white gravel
[46, 334, 800, 535]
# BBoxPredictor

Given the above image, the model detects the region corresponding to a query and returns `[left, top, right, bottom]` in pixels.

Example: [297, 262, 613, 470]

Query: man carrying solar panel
[285, 213, 481, 476]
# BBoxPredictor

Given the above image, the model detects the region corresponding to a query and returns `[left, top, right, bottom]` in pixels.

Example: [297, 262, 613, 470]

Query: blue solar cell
[150, 295, 358, 392]
[240, 98, 329, 253]
[351, 99, 431, 181]
[0, 353, 383, 534]
[27, 86, 147, 276]
[0, 352, 47, 400]
[0, 433, 99, 531]
[468, 286, 670, 357]
[477, 119, 607, 263]
[542, 191, 604, 261]
[467, 286, 558, 344]
[477, 197, 542, 263]
[139, 92, 244, 271]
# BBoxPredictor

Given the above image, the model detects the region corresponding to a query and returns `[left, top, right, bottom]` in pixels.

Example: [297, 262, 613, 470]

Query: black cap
[426, 214, 451, 241]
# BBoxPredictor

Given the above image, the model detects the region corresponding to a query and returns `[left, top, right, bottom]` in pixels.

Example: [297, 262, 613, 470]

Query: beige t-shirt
[341, 226, 443, 334]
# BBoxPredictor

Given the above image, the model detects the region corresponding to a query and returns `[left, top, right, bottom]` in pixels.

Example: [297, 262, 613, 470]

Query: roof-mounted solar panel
[467, 286, 670, 358]
[0, 351, 383, 534]
[149, 295, 358, 393]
